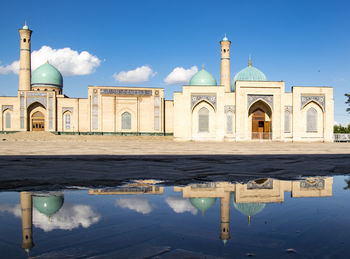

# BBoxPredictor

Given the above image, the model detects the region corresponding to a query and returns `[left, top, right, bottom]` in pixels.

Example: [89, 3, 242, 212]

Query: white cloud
[0, 203, 101, 232]
[334, 121, 339, 126]
[113, 65, 156, 83]
[165, 196, 197, 215]
[0, 45, 101, 76]
[164, 66, 198, 85]
[0, 61, 19, 75]
[115, 197, 152, 214]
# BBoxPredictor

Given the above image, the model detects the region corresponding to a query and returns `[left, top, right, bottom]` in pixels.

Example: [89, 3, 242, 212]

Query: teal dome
[190, 198, 217, 213]
[31, 63, 63, 88]
[232, 60, 267, 92]
[222, 34, 229, 41]
[33, 194, 64, 217]
[23, 24, 29, 30]
[189, 69, 217, 86]
[233, 202, 266, 217]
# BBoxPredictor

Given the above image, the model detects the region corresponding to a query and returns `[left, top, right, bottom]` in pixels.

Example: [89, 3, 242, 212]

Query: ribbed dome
[33, 193, 64, 217]
[189, 69, 217, 86]
[32, 63, 63, 88]
[233, 202, 266, 217]
[232, 60, 267, 92]
[190, 198, 217, 213]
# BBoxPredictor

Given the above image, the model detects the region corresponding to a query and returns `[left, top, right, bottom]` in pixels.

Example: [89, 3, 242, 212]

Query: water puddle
[1, 176, 350, 258]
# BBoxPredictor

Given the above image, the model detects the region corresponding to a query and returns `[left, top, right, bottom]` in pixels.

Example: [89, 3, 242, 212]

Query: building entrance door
[252, 109, 271, 139]
[31, 111, 45, 131]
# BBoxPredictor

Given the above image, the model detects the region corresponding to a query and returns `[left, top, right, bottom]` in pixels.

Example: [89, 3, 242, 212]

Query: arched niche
[248, 100, 272, 139]
[191, 100, 216, 140]
[27, 102, 46, 131]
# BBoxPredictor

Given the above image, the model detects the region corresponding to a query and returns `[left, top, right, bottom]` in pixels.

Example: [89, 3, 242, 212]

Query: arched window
[284, 110, 291, 133]
[121, 112, 131, 130]
[198, 107, 209, 133]
[307, 107, 317, 132]
[5, 112, 11, 129]
[226, 111, 233, 134]
[65, 113, 71, 130]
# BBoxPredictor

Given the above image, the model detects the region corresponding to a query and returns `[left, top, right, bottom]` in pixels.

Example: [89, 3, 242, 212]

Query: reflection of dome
[190, 198, 217, 213]
[189, 69, 217, 86]
[31, 63, 63, 88]
[233, 202, 266, 217]
[33, 193, 64, 217]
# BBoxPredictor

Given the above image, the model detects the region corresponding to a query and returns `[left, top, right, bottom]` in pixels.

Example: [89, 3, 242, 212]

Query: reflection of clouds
[165, 196, 197, 215]
[33, 204, 100, 232]
[0, 203, 100, 232]
[115, 197, 152, 214]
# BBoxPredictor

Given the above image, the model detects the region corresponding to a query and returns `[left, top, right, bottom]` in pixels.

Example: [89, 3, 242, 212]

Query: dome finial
[222, 33, 228, 41]
[22, 21, 29, 30]
[249, 55, 252, 67]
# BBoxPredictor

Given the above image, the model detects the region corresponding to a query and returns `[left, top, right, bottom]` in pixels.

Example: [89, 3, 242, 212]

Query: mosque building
[0, 25, 334, 141]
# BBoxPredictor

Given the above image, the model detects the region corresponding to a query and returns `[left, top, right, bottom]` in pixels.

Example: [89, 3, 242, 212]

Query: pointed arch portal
[249, 100, 272, 139]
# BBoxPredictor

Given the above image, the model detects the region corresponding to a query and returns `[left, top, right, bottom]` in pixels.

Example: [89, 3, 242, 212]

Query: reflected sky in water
[1, 176, 350, 258]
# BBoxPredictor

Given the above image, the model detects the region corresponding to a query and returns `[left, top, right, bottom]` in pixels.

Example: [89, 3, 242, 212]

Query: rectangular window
[5, 113, 11, 129]
[226, 112, 233, 134]
[284, 111, 291, 133]
[154, 97, 160, 131]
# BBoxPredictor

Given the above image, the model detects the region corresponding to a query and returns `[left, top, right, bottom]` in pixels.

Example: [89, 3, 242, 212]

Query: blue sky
[0, 0, 349, 125]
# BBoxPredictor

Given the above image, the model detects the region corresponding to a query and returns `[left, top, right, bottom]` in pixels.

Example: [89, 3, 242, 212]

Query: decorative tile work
[100, 89, 152, 96]
[2, 105, 13, 112]
[224, 105, 235, 113]
[300, 178, 325, 190]
[92, 94, 98, 130]
[247, 179, 273, 189]
[62, 107, 73, 114]
[48, 94, 53, 130]
[191, 94, 216, 110]
[247, 94, 273, 110]
[26, 92, 47, 108]
[301, 95, 325, 110]
[20, 95, 24, 129]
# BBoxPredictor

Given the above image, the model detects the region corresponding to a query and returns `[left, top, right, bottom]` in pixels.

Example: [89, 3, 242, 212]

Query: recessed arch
[121, 111, 131, 130]
[302, 100, 324, 112]
[192, 100, 216, 113]
[27, 102, 46, 131]
[248, 100, 272, 139]
[248, 98, 273, 113]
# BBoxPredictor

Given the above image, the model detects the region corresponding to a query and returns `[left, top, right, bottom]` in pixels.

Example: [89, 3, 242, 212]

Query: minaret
[20, 192, 34, 255]
[220, 34, 231, 92]
[220, 191, 231, 245]
[18, 23, 32, 91]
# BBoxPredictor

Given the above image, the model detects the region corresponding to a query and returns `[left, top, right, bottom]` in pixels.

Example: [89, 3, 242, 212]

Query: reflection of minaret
[220, 191, 230, 245]
[20, 192, 34, 255]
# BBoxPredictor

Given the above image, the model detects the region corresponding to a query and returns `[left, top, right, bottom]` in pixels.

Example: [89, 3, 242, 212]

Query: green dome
[33, 194, 64, 217]
[190, 198, 217, 213]
[31, 63, 63, 88]
[189, 69, 217, 86]
[233, 202, 266, 217]
[23, 24, 29, 30]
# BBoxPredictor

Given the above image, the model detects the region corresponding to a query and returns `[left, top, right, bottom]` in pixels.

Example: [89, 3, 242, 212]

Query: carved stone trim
[92, 94, 98, 130]
[191, 94, 216, 110]
[62, 107, 73, 114]
[2, 105, 13, 112]
[224, 105, 235, 114]
[247, 95, 273, 110]
[285, 106, 292, 113]
[301, 95, 325, 110]
[20, 95, 25, 129]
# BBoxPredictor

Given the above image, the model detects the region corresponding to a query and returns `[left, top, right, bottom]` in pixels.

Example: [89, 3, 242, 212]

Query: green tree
[346, 93, 350, 113]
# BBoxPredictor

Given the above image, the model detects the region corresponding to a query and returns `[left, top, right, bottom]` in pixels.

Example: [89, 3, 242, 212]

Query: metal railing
[252, 132, 272, 140]
[334, 133, 350, 142]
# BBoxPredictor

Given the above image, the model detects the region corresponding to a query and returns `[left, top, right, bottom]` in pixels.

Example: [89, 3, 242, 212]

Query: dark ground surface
[0, 154, 350, 191]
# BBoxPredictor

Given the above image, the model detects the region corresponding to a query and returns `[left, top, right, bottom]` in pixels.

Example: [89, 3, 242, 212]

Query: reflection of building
[19, 192, 64, 256]
[1, 25, 334, 142]
[175, 177, 333, 244]
[89, 180, 164, 195]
